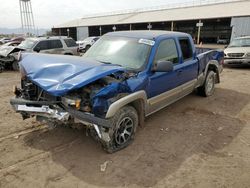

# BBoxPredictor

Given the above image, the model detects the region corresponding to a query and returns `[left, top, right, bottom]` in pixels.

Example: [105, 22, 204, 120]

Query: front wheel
[197, 70, 216, 97]
[102, 106, 138, 153]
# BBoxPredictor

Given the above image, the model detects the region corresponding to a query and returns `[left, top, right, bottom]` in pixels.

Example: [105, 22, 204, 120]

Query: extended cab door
[176, 38, 199, 96]
[147, 38, 182, 114]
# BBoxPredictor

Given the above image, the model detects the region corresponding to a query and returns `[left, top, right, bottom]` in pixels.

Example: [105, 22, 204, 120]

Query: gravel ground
[0, 67, 250, 188]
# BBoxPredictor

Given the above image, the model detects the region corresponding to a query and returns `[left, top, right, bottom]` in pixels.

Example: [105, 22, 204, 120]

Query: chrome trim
[146, 79, 197, 116]
[93, 124, 102, 138]
[15, 105, 70, 121]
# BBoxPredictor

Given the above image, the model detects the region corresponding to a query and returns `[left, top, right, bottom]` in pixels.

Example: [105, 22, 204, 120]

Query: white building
[52, 0, 250, 43]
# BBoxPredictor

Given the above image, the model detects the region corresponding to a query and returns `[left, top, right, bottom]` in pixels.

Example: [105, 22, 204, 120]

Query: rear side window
[154, 39, 179, 64]
[179, 38, 193, 61]
[35, 41, 49, 51]
[50, 40, 63, 49]
[64, 39, 77, 47]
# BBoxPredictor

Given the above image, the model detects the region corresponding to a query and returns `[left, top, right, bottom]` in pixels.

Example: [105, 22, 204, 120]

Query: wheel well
[207, 64, 220, 83]
[128, 99, 145, 127]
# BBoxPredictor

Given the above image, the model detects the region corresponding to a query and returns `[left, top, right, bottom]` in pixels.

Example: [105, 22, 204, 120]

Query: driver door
[146, 38, 182, 114]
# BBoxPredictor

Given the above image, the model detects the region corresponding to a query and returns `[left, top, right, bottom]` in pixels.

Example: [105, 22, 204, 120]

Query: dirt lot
[0, 67, 250, 188]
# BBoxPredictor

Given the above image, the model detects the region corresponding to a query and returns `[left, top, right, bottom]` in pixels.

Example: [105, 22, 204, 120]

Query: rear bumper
[224, 58, 250, 65]
[10, 97, 112, 128]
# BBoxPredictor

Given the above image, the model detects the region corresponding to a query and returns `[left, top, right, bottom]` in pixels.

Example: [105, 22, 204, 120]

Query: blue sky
[0, 0, 191, 28]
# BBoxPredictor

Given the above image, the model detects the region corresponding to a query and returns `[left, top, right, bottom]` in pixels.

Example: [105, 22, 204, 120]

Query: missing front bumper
[10, 97, 112, 141]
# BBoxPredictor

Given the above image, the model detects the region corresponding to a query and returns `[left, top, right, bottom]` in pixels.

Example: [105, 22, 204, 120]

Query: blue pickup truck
[10, 31, 223, 153]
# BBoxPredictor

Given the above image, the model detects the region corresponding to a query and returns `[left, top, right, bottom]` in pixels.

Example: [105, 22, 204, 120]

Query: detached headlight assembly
[62, 97, 81, 110]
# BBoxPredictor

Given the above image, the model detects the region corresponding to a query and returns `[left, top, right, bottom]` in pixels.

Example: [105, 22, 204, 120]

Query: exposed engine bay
[17, 72, 133, 119]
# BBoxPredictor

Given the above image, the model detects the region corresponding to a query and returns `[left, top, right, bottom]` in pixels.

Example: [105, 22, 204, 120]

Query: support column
[171, 21, 174, 31]
[99, 26, 102, 36]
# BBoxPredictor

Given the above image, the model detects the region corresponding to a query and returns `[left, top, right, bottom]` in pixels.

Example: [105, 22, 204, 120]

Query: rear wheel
[198, 70, 216, 97]
[102, 106, 138, 153]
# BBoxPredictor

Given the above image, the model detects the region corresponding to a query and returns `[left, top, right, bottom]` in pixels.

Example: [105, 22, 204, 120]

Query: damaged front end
[0, 46, 24, 71]
[10, 55, 134, 144]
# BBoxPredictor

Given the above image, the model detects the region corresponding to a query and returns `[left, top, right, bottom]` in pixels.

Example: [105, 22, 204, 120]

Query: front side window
[179, 38, 193, 61]
[154, 39, 179, 64]
[34, 41, 49, 51]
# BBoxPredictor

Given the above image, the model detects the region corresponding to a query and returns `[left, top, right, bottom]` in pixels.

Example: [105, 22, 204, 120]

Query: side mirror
[153, 60, 174, 72]
[34, 47, 41, 53]
[224, 45, 228, 49]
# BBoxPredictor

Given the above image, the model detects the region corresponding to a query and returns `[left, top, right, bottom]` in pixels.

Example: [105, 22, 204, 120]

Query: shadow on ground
[23, 88, 249, 187]
[224, 64, 250, 69]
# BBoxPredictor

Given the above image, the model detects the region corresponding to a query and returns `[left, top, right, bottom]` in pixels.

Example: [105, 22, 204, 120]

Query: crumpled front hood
[0, 46, 24, 57]
[0, 46, 16, 57]
[20, 53, 125, 96]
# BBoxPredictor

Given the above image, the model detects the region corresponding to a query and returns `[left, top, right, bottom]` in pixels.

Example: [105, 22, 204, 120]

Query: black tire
[197, 70, 216, 97]
[12, 61, 19, 71]
[102, 106, 138, 153]
[0, 65, 4, 73]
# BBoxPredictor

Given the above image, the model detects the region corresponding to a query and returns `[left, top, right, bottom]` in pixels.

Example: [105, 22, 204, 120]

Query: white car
[76, 36, 99, 52]
[0, 38, 11, 45]
[224, 36, 250, 65]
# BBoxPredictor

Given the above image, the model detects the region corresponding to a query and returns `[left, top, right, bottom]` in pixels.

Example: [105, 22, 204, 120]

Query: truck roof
[105, 30, 190, 40]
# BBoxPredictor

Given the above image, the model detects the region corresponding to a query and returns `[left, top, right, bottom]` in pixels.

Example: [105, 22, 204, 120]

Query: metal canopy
[55, 0, 250, 28]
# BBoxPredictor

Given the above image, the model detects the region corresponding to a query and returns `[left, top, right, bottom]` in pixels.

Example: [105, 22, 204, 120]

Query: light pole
[112, 25, 117, 32]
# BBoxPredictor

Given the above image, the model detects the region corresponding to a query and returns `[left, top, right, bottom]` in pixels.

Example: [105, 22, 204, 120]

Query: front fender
[105, 91, 148, 118]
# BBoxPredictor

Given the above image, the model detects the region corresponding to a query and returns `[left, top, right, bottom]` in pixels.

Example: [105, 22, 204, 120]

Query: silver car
[224, 36, 250, 65]
[18, 36, 79, 55]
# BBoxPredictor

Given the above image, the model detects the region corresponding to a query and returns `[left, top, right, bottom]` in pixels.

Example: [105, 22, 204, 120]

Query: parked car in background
[224, 36, 250, 65]
[0, 36, 79, 72]
[217, 38, 229, 44]
[2, 41, 22, 47]
[18, 36, 79, 55]
[11, 36, 25, 43]
[0, 38, 11, 45]
[11, 31, 223, 152]
[76, 36, 99, 52]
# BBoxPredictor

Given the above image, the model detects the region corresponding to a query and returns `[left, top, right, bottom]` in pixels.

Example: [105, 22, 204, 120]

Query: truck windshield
[83, 36, 152, 70]
[18, 38, 37, 49]
[229, 38, 250, 47]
